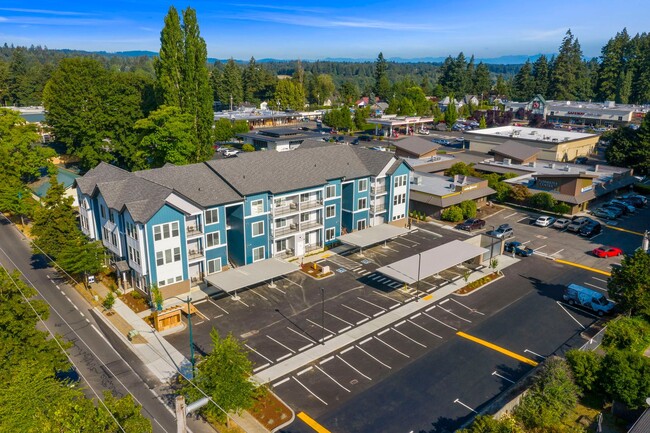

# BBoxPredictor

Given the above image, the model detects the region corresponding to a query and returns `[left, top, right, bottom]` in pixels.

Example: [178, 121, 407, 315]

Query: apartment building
[75, 146, 411, 299]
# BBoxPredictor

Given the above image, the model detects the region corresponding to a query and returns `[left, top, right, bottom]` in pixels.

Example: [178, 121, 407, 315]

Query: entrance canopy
[204, 258, 299, 294]
[376, 240, 488, 285]
[337, 224, 411, 249]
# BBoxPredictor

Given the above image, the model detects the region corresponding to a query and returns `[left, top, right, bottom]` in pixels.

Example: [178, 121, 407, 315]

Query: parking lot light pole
[416, 252, 421, 302]
[170, 296, 195, 378]
[489, 225, 496, 263]
[321, 287, 325, 345]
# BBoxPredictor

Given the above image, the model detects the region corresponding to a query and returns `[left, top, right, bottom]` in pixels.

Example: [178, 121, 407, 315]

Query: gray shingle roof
[394, 136, 440, 157]
[74, 162, 131, 195]
[206, 145, 400, 195]
[135, 163, 242, 207]
[96, 175, 172, 223]
[493, 141, 540, 161]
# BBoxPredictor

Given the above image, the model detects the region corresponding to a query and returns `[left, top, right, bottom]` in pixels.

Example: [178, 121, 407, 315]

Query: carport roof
[376, 240, 488, 285]
[204, 258, 299, 293]
[337, 224, 411, 249]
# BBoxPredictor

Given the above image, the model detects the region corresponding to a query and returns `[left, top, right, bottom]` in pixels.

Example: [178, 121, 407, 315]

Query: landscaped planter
[455, 272, 503, 295]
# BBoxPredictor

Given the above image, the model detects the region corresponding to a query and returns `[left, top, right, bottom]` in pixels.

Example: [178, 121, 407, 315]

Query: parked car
[567, 217, 590, 232]
[223, 149, 240, 157]
[600, 204, 624, 218]
[579, 220, 602, 237]
[418, 128, 430, 135]
[563, 284, 615, 316]
[535, 216, 556, 227]
[592, 208, 618, 220]
[432, 138, 451, 145]
[487, 226, 514, 239]
[504, 241, 534, 257]
[457, 218, 486, 231]
[621, 196, 646, 208]
[553, 218, 571, 229]
[369, 146, 387, 152]
[497, 223, 512, 231]
[609, 199, 636, 213]
[592, 245, 623, 258]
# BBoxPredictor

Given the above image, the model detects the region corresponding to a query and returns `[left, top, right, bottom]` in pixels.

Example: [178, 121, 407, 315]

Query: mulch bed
[300, 262, 334, 279]
[250, 390, 293, 431]
[455, 272, 501, 295]
[120, 291, 151, 313]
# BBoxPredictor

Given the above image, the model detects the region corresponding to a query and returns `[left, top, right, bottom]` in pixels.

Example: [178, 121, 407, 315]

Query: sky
[0, 1, 647, 60]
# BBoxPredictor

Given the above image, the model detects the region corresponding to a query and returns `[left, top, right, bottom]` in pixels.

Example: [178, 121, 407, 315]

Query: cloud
[228, 3, 329, 14]
[2, 15, 125, 27]
[521, 27, 572, 41]
[0, 7, 92, 16]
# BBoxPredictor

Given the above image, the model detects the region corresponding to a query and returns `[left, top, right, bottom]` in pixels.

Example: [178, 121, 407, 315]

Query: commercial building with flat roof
[237, 128, 330, 151]
[465, 125, 599, 162]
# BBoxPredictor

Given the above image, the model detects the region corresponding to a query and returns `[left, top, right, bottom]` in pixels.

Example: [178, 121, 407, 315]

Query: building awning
[204, 258, 299, 294]
[337, 224, 411, 249]
[376, 240, 488, 285]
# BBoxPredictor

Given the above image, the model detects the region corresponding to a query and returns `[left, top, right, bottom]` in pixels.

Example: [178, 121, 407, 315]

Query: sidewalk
[253, 254, 518, 384]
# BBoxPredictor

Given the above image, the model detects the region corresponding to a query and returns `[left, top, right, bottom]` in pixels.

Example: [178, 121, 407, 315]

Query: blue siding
[323, 197, 341, 244]
[243, 194, 270, 264]
[204, 205, 227, 271]
[226, 204, 245, 266]
[144, 205, 187, 286]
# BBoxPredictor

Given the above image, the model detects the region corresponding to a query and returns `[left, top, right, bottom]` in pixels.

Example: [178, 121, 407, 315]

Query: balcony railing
[188, 249, 204, 260]
[274, 248, 295, 259]
[371, 185, 387, 194]
[300, 199, 323, 210]
[301, 220, 323, 231]
[305, 243, 322, 253]
[372, 203, 387, 213]
[186, 225, 203, 238]
[273, 202, 298, 216]
[275, 224, 299, 237]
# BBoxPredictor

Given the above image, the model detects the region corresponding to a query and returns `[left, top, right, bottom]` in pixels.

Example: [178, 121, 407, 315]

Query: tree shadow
[520, 274, 567, 302]
[424, 413, 474, 433]
[493, 362, 533, 392]
[30, 252, 50, 270]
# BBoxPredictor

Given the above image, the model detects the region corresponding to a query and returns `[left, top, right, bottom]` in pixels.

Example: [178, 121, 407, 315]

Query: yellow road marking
[604, 224, 644, 236]
[554, 259, 611, 277]
[297, 412, 331, 433]
[321, 253, 331, 258]
[422, 294, 433, 301]
[457, 332, 538, 366]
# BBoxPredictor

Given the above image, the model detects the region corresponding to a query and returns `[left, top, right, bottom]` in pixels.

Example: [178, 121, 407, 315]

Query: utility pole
[187, 297, 195, 378]
[175, 396, 187, 433]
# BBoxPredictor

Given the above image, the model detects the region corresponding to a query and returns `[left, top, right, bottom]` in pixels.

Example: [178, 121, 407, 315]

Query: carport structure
[376, 240, 488, 287]
[337, 224, 411, 254]
[204, 258, 299, 299]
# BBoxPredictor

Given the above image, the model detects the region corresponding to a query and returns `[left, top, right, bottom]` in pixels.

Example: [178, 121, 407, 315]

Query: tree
[323, 106, 353, 131]
[532, 55, 550, 98]
[213, 118, 234, 142]
[459, 414, 524, 433]
[602, 316, 650, 353]
[220, 58, 243, 108]
[274, 79, 305, 111]
[515, 357, 580, 430]
[473, 62, 492, 100]
[242, 144, 255, 152]
[353, 106, 370, 131]
[340, 80, 359, 105]
[134, 105, 196, 168]
[444, 101, 458, 129]
[312, 74, 335, 105]
[374, 52, 390, 99]
[549, 30, 585, 100]
[103, 292, 116, 311]
[57, 238, 105, 288]
[441, 206, 464, 222]
[509, 184, 531, 202]
[606, 112, 650, 175]
[600, 350, 650, 409]
[597, 29, 631, 102]
[529, 192, 556, 211]
[479, 116, 487, 129]
[154, 6, 184, 107]
[181, 329, 262, 423]
[607, 249, 650, 317]
[459, 200, 477, 218]
[511, 60, 535, 101]
[565, 349, 602, 392]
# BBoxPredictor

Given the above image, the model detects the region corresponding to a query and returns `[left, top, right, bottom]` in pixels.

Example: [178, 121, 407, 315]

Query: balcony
[190, 272, 205, 285]
[300, 220, 323, 231]
[273, 202, 298, 216]
[300, 199, 323, 210]
[275, 224, 299, 238]
[305, 243, 322, 253]
[186, 225, 203, 238]
[274, 248, 295, 259]
[372, 203, 387, 214]
[371, 184, 387, 195]
[188, 249, 204, 261]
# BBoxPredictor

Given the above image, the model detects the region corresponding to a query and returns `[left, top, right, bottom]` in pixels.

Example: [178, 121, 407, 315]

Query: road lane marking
[492, 371, 515, 384]
[374, 336, 410, 358]
[453, 398, 478, 414]
[584, 282, 607, 292]
[315, 365, 350, 392]
[456, 332, 538, 366]
[336, 355, 372, 380]
[244, 344, 274, 364]
[407, 320, 443, 339]
[555, 259, 611, 276]
[355, 345, 391, 369]
[423, 312, 457, 330]
[449, 298, 485, 315]
[267, 335, 296, 353]
[297, 412, 331, 432]
[293, 379, 328, 406]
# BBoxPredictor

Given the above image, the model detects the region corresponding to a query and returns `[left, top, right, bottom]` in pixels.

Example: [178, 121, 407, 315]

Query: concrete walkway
[253, 255, 518, 384]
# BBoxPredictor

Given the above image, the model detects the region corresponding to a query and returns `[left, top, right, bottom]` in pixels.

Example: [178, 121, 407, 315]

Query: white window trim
[325, 205, 336, 219]
[206, 232, 221, 248]
[325, 227, 335, 242]
[205, 209, 220, 225]
[358, 179, 368, 192]
[252, 246, 265, 262]
[250, 199, 264, 216]
[251, 221, 264, 237]
[325, 184, 337, 198]
[357, 197, 368, 210]
[207, 257, 222, 274]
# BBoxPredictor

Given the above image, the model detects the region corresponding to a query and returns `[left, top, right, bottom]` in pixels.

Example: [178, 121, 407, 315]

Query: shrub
[509, 184, 531, 202]
[553, 202, 571, 215]
[633, 183, 650, 194]
[242, 143, 255, 152]
[459, 200, 477, 218]
[602, 316, 650, 353]
[103, 292, 115, 310]
[441, 205, 464, 222]
[529, 192, 556, 211]
[566, 349, 602, 392]
[600, 350, 650, 409]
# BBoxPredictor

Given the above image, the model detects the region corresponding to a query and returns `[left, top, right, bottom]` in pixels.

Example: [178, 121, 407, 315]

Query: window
[126, 222, 138, 240]
[300, 212, 310, 222]
[154, 222, 180, 241]
[300, 193, 310, 202]
[205, 209, 219, 225]
[100, 205, 106, 219]
[357, 219, 366, 230]
[128, 246, 134, 261]
[171, 222, 179, 237]
[326, 184, 336, 198]
[252, 221, 264, 237]
[358, 179, 368, 192]
[251, 199, 264, 215]
[393, 175, 407, 188]
[135, 250, 141, 265]
[165, 249, 172, 264]
[156, 251, 164, 266]
[110, 233, 117, 246]
[207, 258, 222, 274]
[175, 276, 182, 282]
[325, 227, 335, 242]
[206, 232, 220, 248]
[393, 193, 406, 205]
[162, 224, 170, 239]
[154, 226, 162, 241]
[103, 227, 109, 240]
[357, 198, 367, 210]
[167, 278, 174, 285]
[326, 205, 336, 218]
[173, 247, 181, 262]
[252, 246, 265, 262]
[276, 238, 287, 252]
[159, 280, 166, 287]
[109, 211, 114, 223]
[275, 218, 287, 228]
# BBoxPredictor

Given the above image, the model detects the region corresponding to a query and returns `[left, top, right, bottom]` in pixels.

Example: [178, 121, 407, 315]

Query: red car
[592, 246, 623, 258]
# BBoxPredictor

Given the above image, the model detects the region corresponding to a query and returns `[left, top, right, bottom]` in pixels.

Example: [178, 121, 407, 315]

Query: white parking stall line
[341, 347, 355, 355]
[395, 320, 406, 327]
[355, 345, 392, 369]
[297, 366, 313, 376]
[360, 270, 371, 276]
[411, 313, 422, 319]
[391, 240, 411, 248]
[325, 311, 354, 326]
[556, 301, 587, 329]
[449, 298, 485, 315]
[286, 326, 316, 343]
[253, 363, 270, 373]
[423, 312, 458, 330]
[492, 371, 515, 384]
[503, 212, 519, 219]
[245, 344, 274, 364]
[338, 325, 352, 333]
[370, 274, 382, 281]
[194, 320, 205, 326]
[439, 299, 449, 305]
[357, 318, 369, 325]
[359, 337, 372, 345]
[524, 349, 546, 359]
[277, 353, 292, 362]
[272, 377, 290, 387]
[374, 336, 410, 358]
[592, 277, 609, 284]
[299, 343, 314, 352]
[407, 319, 443, 339]
[377, 278, 388, 283]
[357, 297, 387, 312]
[550, 248, 564, 256]
[320, 356, 334, 365]
[388, 282, 402, 288]
[232, 296, 250, 307]
[425, 305, 436, 313]
[336, 355, 372, 381]
[389, 303, 401, 310]
[453, 398, 477, 414]
[521, 240, 531, 245]
[214, 314, 224, 319]
[516, 217, 529, 224]
[590, 233, 603, 240]
[306, 318, 337, 335]
[292, 376, 328, 406]
[315, 365, 351, 392]
[533, 244, 547, 251]
[438, 306, 471, 323]
[342, 303, 371, 318]
[377, 329, 390, 336]
[251, 290, 269, 301]
[584, 282, 607, 292]
[208, 298, 229, 315]
[392, 327, 427, 348]
[266, 335, 296, 353]
[351, 266, 362, 272]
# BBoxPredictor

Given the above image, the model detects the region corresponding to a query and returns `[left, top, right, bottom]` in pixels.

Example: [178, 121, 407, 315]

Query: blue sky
[0, 1, 647, 60]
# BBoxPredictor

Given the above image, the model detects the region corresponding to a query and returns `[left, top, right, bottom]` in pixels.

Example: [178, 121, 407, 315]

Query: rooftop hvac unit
[529, 161, 536, 167]
[563, 165, 570, 172]
[550, 163, 556, 169]
[411, 176, 423, 185]
[503, 158, 511, 165]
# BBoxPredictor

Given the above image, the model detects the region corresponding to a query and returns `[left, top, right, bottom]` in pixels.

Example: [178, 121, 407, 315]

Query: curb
[453, 273, 505, 297]
[270, 390, 296, 433]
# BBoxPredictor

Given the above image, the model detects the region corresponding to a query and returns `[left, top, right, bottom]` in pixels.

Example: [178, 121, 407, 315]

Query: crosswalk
[351, 266, 404, 289]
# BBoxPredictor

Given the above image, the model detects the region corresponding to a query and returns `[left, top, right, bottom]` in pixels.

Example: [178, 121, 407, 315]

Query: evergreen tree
[630, 33, 650, 104]
[444, 101, 458, 129]
[597, 28, 630, 102]
[374, 52, 389, 99]
[472, 62, 491, 101]
[494, 75, 509, 97]
[242, 56, 259, 103]
[549, 30, 584, 100]
[511, 60, 535, 101]
[154, 6, 184, 107]
[221, 58, 243, 108]
[339, 80, 359, 105]
[532, 55, 550, 98]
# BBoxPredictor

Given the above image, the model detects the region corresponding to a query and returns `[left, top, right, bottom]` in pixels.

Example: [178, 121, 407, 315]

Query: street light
[415, 252, 421, 302]
[321, 287, 325, 345]
[170, 295, 195, 378]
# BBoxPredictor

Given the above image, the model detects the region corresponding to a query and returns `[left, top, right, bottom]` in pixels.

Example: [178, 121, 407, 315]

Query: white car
[418, 128, 430, 135]
[553, 218, 571, 229]
[223, 149, 240, 157]
[535, 215, 556, 227]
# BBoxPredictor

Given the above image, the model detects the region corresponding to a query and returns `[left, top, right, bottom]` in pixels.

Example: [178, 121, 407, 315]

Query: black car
[457, 218, 486, 231]
[622, 196, 646, 208]
[504, 241, 534, 257]
[579, 221, 602, 237]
